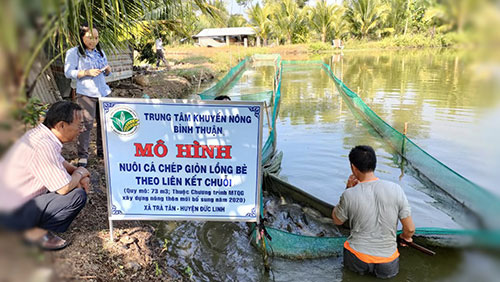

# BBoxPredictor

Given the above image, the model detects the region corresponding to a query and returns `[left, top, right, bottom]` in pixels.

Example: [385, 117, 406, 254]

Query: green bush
[346, 33, 467, 50]
[308, 42, 332, 53]
[171, 66, 214, 83]
[136, 42, 156, 65]
[15, 97, 49, 129]
[440, 32, 472, 47]
[178, 56, 211, 64]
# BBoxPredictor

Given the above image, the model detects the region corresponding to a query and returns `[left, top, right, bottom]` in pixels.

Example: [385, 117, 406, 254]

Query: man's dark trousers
[0, 188, 87, 232]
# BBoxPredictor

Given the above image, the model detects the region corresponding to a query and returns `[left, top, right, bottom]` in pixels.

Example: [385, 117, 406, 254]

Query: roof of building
[194, 27, 256, 38]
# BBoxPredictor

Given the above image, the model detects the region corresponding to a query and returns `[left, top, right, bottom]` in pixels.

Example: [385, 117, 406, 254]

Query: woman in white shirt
[64, 23, 111, 167]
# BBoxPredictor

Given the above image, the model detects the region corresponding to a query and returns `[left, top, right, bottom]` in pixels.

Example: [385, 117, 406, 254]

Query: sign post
[100, 98, 263, 240]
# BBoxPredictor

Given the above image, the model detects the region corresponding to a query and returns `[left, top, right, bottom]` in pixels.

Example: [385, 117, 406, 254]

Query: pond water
[169, 48, 500, 281]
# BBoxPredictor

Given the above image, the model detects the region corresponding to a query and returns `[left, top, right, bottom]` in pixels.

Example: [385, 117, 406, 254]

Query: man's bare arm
[332, 207, 344, 225]
[56, 172, 83, 195]
[63, 161, 89, 177]
[400, 216, 415, 242]
[56, 166, 89, 195]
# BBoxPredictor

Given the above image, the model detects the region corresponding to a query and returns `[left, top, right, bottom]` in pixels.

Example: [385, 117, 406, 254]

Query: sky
[225, 0, 344, 15]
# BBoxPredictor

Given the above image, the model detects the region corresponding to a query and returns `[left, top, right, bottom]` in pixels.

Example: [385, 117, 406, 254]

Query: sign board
[100, 98, 263, 222]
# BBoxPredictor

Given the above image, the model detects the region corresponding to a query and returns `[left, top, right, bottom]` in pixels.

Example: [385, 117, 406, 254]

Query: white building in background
[193, 27, 256, 47]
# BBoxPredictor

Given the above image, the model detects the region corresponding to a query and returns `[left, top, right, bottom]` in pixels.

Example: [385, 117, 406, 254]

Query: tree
[442, 0, 481, 33]
[308, 0, 345, 42]
[236, 0, 252, 8]
[271, 0, 307, 44]
[407, 0, 435, 34]
[247, 3, 273, 46]
[176, 1, 205, 43]
[201, 0, 230, 27]
[344, 0, 390, 39]
[129, 2, 206, 63]
[422, 3, 450, 35]
[228, 14, 248, 27]
[385, 0, 409, 35]
[383, 0, 435, 36]
[295, 0, 310, 9]
[0, 0, 213, 117]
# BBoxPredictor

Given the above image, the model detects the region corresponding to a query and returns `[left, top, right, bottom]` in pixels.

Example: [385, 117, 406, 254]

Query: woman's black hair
[78, 23, 104, 57]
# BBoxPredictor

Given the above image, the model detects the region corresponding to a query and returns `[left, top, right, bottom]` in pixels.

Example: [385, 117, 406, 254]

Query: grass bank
[344, 32, 476, 50]
[163, 32, 478, 75]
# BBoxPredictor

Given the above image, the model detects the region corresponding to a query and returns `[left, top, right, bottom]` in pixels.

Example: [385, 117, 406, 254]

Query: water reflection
[174, 49, 500, 281]
[277, 65, 466, 230]
[328, 49, 500, 193]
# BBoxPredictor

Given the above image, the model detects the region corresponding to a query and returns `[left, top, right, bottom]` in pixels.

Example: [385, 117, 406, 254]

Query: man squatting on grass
[332, 145, 415, 279]
[0, 101, 90, 250]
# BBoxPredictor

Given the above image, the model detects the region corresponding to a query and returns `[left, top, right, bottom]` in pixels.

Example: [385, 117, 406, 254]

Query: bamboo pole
[264, 101, 272, 133]
[197, 68, 204, 92]
[341, 54, 343, 81]
[402, 122, 408, 154]
[399, 122, 408, 180]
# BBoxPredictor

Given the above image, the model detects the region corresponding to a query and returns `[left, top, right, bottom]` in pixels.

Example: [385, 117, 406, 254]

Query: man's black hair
[43, 101, 82, 129]
[348, 145, 377, 173]
[214, 95, 231, 101]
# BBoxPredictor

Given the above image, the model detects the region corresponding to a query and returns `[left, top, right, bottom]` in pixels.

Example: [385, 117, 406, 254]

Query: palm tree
[176, 1, 205, 43]
[308, 0, 345, 43]
[385, 0, 433, 36]
[271, 0, 305, 44]
[228, 14, 248, 27]
[201, 0, 230, 27]
[385, 0, 408, 35]
[422, 3, 450, 35]
[442, 0, 481, 33]
[344, 0, 390, 39]
[332, 16, 350, 41]
[0, 0, 212, 116]
[247, 3, 273, 46]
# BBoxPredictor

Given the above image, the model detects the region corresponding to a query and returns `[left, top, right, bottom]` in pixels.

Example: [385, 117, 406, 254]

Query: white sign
[100, 98, 263, 222]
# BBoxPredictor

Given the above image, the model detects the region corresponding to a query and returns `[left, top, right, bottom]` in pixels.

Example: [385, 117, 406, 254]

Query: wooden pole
[341, 54, 343, 81]
[407, 241, 436, 256]
[109, 219, 114, 241]
[401, 122, 408, 154]
[399, 122, 408, 180]
[264, 101, 272, 133]
[398, 236, 436, 256]
[197, 68, 204, 91]
[273, 66, 277, 96]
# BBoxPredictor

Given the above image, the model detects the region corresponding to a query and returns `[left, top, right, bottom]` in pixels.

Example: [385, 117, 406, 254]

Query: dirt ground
[0, 135, 184, 282]
[49, 138, 184, 282]
[0, 60, 220, 282]
[112, 62, 215, 99]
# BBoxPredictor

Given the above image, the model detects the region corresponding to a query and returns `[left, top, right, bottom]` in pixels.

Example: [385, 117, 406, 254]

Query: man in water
[332, 145, 415, 278]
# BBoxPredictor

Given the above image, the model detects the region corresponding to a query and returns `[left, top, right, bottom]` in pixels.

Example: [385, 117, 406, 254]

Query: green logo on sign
[110, 108, 139, 135]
